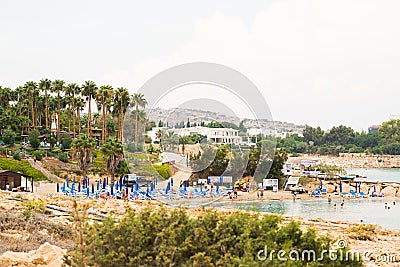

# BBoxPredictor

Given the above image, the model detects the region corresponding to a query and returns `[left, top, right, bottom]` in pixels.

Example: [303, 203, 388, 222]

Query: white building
[173, 126, 241, 144]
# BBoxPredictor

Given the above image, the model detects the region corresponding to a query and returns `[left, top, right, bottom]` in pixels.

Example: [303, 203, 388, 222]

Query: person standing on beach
[328, 195, 332, 203]
[260, 189, 264, 201]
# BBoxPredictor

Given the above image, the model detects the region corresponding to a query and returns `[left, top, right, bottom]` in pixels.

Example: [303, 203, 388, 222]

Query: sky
[1, 0, 400, 131]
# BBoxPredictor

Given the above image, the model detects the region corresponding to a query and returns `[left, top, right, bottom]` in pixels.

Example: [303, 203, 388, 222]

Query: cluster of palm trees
[0, 79, 148, 145]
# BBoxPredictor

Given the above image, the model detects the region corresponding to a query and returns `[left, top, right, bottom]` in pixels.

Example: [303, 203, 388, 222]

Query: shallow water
[346, 168, 400, 183]
[212, 198, 400, 230]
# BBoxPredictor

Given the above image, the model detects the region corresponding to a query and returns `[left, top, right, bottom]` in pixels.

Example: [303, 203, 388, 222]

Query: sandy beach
[0, 190, 399, 266]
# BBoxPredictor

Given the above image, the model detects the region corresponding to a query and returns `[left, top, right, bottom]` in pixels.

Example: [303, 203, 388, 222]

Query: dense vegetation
[65, 207, 362, 267]
[0, 158, 47, 181]
[190, 142, 287, 186]
[276, 120, 400, 155]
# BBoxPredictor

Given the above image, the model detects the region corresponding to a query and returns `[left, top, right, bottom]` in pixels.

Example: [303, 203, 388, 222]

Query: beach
[1, 190, 399, 266]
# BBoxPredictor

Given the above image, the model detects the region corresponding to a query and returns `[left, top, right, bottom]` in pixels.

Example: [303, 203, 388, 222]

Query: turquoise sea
[346, 168, 400, 183]
[213, 198, 400, 230]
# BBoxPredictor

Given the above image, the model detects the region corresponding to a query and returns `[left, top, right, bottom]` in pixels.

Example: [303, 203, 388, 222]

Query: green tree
[114, 87, 130, 142]
[131, 93, 147, 144]
[72, 134, 97, 180]
[324, 125, 355, 146]
[100, 138, 124, 183]
[39, 78, 52, 130]
[51, 80, 65, 143]
[3, 129, 16, 146]
[302, 125, 324, 146]
[379, 119, 400, 143]
[29, 130, 40, 149]
[81, 81, 98, 137]
[95, 85, 114, 144]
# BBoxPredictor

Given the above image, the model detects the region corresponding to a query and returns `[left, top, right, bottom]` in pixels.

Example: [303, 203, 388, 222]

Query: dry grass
[0, 210, 74, 253]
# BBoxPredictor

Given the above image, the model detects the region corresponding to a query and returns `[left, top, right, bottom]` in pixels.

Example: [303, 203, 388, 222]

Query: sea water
[346, 168, 400, 183]
[213, 198, 400, 230]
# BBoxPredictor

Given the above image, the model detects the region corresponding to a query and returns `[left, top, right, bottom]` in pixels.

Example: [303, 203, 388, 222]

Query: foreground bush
[65, 208, 362, 267]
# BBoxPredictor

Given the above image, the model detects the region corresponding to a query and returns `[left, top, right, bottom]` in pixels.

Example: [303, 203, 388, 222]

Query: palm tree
[114, 87, 130, 142]
[72, 134, 97, 181]
[156, 129, 164, 151]
[81, 81, 98, 137]
[100, 138, 124, 183]
[24, 81, 38, 130]
[95, 85, 114, 144]
[75, 97, 85, 136]
[51, 80, 65, 143]
[39, 78, 52, 130]
[131, 93, 148, 145]
[65, 83, 80, 136]
[0, 86, 13, 111]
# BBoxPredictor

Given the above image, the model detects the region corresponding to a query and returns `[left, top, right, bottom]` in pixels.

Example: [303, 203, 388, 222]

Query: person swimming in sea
[328, 194, 332, 203]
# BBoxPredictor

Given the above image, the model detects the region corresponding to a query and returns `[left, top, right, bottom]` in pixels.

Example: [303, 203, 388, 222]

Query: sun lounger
[349, 190, 356, 197]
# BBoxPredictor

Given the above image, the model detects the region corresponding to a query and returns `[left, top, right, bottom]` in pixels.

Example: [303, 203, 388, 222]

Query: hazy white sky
[1, 0, 400, 131]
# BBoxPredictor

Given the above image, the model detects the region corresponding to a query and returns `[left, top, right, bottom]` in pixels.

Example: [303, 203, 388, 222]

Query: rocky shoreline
[288, 153, 400, 169]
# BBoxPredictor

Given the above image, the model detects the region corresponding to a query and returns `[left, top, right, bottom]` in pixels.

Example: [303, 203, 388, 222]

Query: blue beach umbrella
[71, 183, 75, 193]
[56, 183, 60, 192]
[319, 181, 322, 190]
[220, 176, 223, 184]
[66, 178, 69, 188]
[119, 180, 123, 191]
[171, 178, 174, 187]
[97, 181, 99, 191]
[146, 186, 149, 195]
[231, 181, 234, 190]
[131, 184, 134, 192]
[339, 181, 342, 193]
[92, 183, 95, 194]
[200, 181, 203, 193]
[165, 182, 169, 194]
[135, 179, 139, 191]
[78, 182, 81, 192]
[216, 182, 219, 193]
[183, 181, 187, 191]
[86, 187, 89, 197]
[125, 187, 128, 195]
[373, 184, 376, 192]
[73, 176, 76, 183]
[111, 185, 114, 196]
[155, 177, 158, 185]
[103, 179, 106, 189]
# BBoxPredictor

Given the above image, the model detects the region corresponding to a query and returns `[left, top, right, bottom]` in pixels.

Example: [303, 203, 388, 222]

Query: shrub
[13, 151, 21, 161]
[65, 208, 362, 267]
[153, 164, 170, 179]
[58, 152, 69, 163]
[3, 129, 16, 147]
[347, 224, 376, 241]
[28, 130, 40, 149]
[33, 150, 45, 161]
[61, 133, 73, 150]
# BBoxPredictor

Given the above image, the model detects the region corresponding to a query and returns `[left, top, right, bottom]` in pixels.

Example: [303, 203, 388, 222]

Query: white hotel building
[173, 126, 241, 145]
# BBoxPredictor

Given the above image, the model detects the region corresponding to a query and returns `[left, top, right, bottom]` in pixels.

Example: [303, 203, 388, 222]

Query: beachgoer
[257, 190, 260, 199]
[260, 189, 264, 201]
[385, 203, 388, 209]
[328, 195, 332, 203]
[393, 202, 396, 206]
[292, 193, 296, 202]
[234, 187, 238, 199]
[360, 219, 364, 223]
[6, 183, 10, 191]
[333, 203, 337, 208]
[179, 180, 183, 189]
[340, 202, 344, 207]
